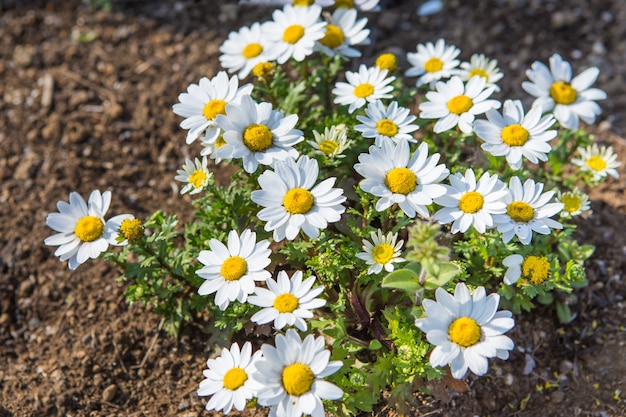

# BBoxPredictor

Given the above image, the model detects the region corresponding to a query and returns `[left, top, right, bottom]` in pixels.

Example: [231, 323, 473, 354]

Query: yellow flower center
[242, 43, 263, 59]
[203, 99, 227, 120]
[549, 81, 577, 105]
[283, 24, 305, 44]
[424, 57, 444, 73]
[283, 188, 314, 214]
[375, 53, 397, 72]
[215, 135, 226, 149]
[372, 243, 394, 264]
[252, 62, 275, 78]
[447, 95, 473, 115]
[320, 24, 345, 49]
[522, 255, 550, 284]
[585, 155, 607, 172]
[448, 317, 481, 347]
[334, 0, 354, 8]
[468, 68, 489, 80]
[458, 191, 484, 214]
[74, 215, 104, 242]
[293, 0, 314, 5]
[501, 124, 529, 147]
[282, 363, 314, 396]
[223, 367, 248, 390]
[273, 293, 299, 313]
[119, 218, 143, 242]
[243, 124, 273, 152]
[319, 140, 339, 155]
[189, 169, 207, 189]
[507, 201, 534, 223]
[220, 256, 248, 281]
[376, 119, 399, 137]
[561, 194, 581, 213]
[354, 83, 374, 99]
[385, 167, 417, 195]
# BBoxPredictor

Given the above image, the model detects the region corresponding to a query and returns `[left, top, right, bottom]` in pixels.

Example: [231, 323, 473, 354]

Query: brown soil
[1, 1, 626, 416]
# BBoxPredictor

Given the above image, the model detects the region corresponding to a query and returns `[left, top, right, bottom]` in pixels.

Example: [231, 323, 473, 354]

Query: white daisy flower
[200, 133, 230, 165]
[415, 282, 515, 379]
[248, 270, 326, 331]
[354, 100, 419, 146]
[571, 143, 621, 181]
[434, 169, 508, 234]
[172, 71, 253, 144]
[493, 177, 564, 245]
[196, 229, 272, 310]
[307, 125, 352, 158]
[474, 99, 557, 170]
[353, 140, 449, 218]
[219, 22, 278, 80]
[255, 329, 343, 417]
[315, 8, 370, 59]
[419, 75, 500, 134]
[356, 229, 405, 274]
[238, 0, 335, 7]
[557, 187, 591, 217]
[251, 155, 347, 241]
[522, 53, 607, 130]
[459, 53, 504, 92]
[332, 64, 395, 114]
[262, 4, 327, 64]
[174, 157, 212, 195]
[333, 0, 381, 11]
[502, 254, 551, 286]
[44, 190, 131, 270]
[405, 38, 461, 87]
[215, 95, 303, 173]
[198, 341, 263, 414]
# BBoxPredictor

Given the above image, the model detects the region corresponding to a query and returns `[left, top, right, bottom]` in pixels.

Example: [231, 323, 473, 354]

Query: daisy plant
[45, 3, 620, 416]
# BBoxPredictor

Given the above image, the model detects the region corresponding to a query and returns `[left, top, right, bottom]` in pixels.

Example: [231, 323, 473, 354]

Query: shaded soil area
[1, 1, 626, 416]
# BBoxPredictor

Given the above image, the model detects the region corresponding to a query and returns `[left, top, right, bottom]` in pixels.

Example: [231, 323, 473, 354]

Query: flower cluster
[45, 1, 620, 416]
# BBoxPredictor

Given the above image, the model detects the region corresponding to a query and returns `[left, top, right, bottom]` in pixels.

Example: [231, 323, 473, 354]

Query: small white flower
[174, 157, 212, 195]
[196, 229, 272, 310]
[44, 190, 131, 270]
[255, 329, 343, 417]
[238, 0, 334, 7]
[419, 75, 500, 134]
[249, 270, 326, 331]
[215, 95, 303, 173]
[200, 133, 230, 165]
[315, 8, 370, 59]
[459, 53, 503, 92]
[415, 282, 515, 379]
[251, 155, 347, 241]
[354, 100, 419, 146]
[353, 140, 449, 218]
[557, 187, 591, 217]
[493, 177, 564, 245]
[502, 254, 551, 285]
[307, 125, 352, 158]
[219, 22, 278, 79]
[332, 64, 395, 113]
[198, 341, 263, 414]
[434, 169, 508, 234]
[522, 53, 607, 130]
[405, 39, 460, 87]
[262, 4, 327, 64]
[571, 143, 621, 181]
[172, 71, 253, 144]
[356, 229, 405, 274]
[474, 99, 557, 170]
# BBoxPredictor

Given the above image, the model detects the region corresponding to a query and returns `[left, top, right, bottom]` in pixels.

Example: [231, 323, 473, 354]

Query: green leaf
[381, 268, 421, 293]
[423, 261, 460, 290]
[369, 339, 383, 350]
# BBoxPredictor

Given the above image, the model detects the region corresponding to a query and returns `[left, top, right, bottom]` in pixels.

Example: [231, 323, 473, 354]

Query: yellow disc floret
[273, 293, 299, 313]
[385, 167, 417, 195]
[585, 155, 607, 172]
[375, 53, 397, 72]
[376, 119, 399, 137]
[223, 367, 248, 390]
[561, 193, 581, 213]
[458, 191, 484, 214]
[283, 188, 314, 214]
[501, 124, 529, 147]
[447, 95, 473, 115]
[507, 201, 534, 223]
[242, 43, 263, 59]
[319, 140, 339, 155]
[74, 215, 104, 242]
[221, 256, 248, 281]
[293, 0, 315, 6]
[243, 124, 273, 152]
[252, 62, 275, 78]
[448, 317, 481, 347]
[282, 363, 314, 396]
[320, 24, 345, 49]
[468, 68, 489, 80]
[549, 81, 577, 105]
[203, 99, 227, 120]
[283, 24, 305, 44]
[189, 169, 208, 189]
[424, 57, 444, 73]
[522, 255, 550, 284]
[334, 0, 354, 8]
[372, 243, 394, 264]
[119, 218, 143, 242]
[354, 83, 374, 98]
